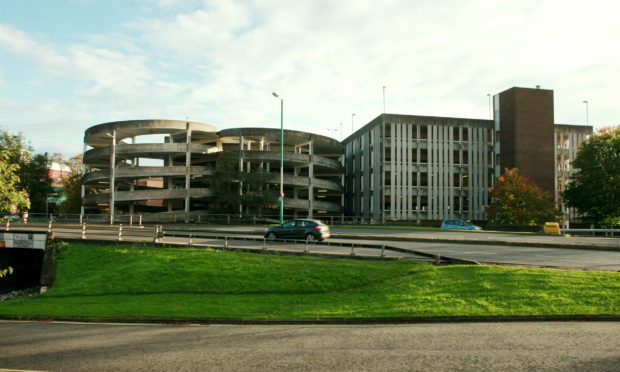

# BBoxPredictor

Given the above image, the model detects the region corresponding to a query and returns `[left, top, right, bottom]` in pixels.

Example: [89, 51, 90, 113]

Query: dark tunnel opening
[0, 248, 44, 293]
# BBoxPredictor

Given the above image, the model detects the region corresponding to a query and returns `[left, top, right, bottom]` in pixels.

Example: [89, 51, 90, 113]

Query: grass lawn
[0, 243, 618, 320]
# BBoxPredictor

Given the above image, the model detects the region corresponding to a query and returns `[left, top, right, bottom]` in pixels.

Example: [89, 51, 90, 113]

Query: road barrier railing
[562, 228, 617, 237]
[2, 222, 499, 264]
[159, 229, 446, 262]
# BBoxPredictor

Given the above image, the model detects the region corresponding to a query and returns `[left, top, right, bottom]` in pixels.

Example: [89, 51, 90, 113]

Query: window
[420, 126, 428, 140]
[453, 175, 461, 187]
[420, 173, 428, 187]
[384, 125, 392, 140]
[283, 221, 297, 228]
[420, 149, 428, 163]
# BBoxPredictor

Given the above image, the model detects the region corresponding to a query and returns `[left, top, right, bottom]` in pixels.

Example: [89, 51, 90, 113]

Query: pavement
[2, 320, 620, 372]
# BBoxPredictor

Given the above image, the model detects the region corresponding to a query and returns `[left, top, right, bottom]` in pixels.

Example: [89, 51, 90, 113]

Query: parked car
[264, 219, 331, 241]
[440, 219, 481, 230]
[0, 213, 21, 223]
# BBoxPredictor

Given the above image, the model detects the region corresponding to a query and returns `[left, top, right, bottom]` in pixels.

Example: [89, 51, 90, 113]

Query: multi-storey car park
[82, 120, 219, 222]
[217, 128, 343, 218]
[82, 86, 593, 225]
[82, 121, 343, 222]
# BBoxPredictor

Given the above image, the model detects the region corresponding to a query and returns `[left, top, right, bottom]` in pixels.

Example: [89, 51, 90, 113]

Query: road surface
[1, 320, 619, 371]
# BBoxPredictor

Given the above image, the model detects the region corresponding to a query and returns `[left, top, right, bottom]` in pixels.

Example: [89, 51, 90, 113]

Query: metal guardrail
[3, 222, 438, 261]
[25, 213, 425, 227]
[562, 228, 617, 237]
[159, 229, 445, 262]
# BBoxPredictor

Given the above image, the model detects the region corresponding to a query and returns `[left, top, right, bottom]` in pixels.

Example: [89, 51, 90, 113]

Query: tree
[58, 155, 84, 214]
[487, 168, 558, 225]
[22, 153, 53, 212]
[0, 129, 31, 166]
[0, 150, 30, 213]
[563, 126, 620, 226]
[203, 152, 276, 214]
[0, 129, 52, 212]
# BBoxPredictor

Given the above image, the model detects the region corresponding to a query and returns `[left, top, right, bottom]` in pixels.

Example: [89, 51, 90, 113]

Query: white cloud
[1, 0, 619, 155]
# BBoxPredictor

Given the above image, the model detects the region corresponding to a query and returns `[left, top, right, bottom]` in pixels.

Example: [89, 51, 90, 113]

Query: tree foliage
[0, 150, 30, 213]
[22, 153, 53, 212]
[487, 168, 558, 225]
[203, 152, 276, 214]
[0, 129, 31, 166]
[0, 266, 13, 279]
[563, 126, 620, 226]
[58, 155, 84, 214]
[0, 129, 52, 212]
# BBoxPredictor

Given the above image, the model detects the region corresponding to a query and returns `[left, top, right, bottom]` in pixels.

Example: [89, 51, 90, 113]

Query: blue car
[440, 219, 481, 230]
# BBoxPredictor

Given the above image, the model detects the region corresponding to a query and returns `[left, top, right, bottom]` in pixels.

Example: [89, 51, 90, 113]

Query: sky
[0, 0, 618, 157]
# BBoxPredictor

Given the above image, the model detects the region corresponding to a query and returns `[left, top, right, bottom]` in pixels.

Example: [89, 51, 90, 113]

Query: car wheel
[305, 233, 317, 242]
[267, 232, 277, 239]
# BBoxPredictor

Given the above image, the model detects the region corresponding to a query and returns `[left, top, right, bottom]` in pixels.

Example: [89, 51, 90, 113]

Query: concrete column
[308, 139, 314, 218]
[482, 127, 489, 219]
[416, 124, 421, 225]
[80, 142, 87, 217]
[405, 124, 412, 220]
[467, 127, 473, 220]
[239, 135, 244, 218]
[167, 144, 174, 212]
[381, 118, 386, 223]
[428, 125, 435, 220]
[130, 136, 136, 216]
[109, 129, 116, 224]
[389, 122, 395, 220]
[185, 123, 192, 214]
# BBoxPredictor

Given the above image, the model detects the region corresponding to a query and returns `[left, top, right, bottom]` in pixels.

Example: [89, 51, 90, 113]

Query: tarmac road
[6, 223, 620, 270]
[1, 320, 619, 372]
[171, 225, 620, 271]
[359, 240, 620, 271]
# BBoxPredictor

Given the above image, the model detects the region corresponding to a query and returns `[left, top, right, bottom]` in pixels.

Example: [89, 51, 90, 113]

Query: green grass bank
[0, 243, 618, 320]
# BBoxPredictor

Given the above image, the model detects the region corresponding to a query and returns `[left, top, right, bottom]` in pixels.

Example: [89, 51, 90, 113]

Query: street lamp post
[351, 113, 356, 135]
[487, 93, 492, 119]
[583, 100, 589, 126]
[383, 86, 386, 113]
[272, 92, 284, 225]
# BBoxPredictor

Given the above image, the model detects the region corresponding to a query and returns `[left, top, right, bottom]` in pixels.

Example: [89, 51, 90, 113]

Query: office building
[343, 86, 592, 223]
